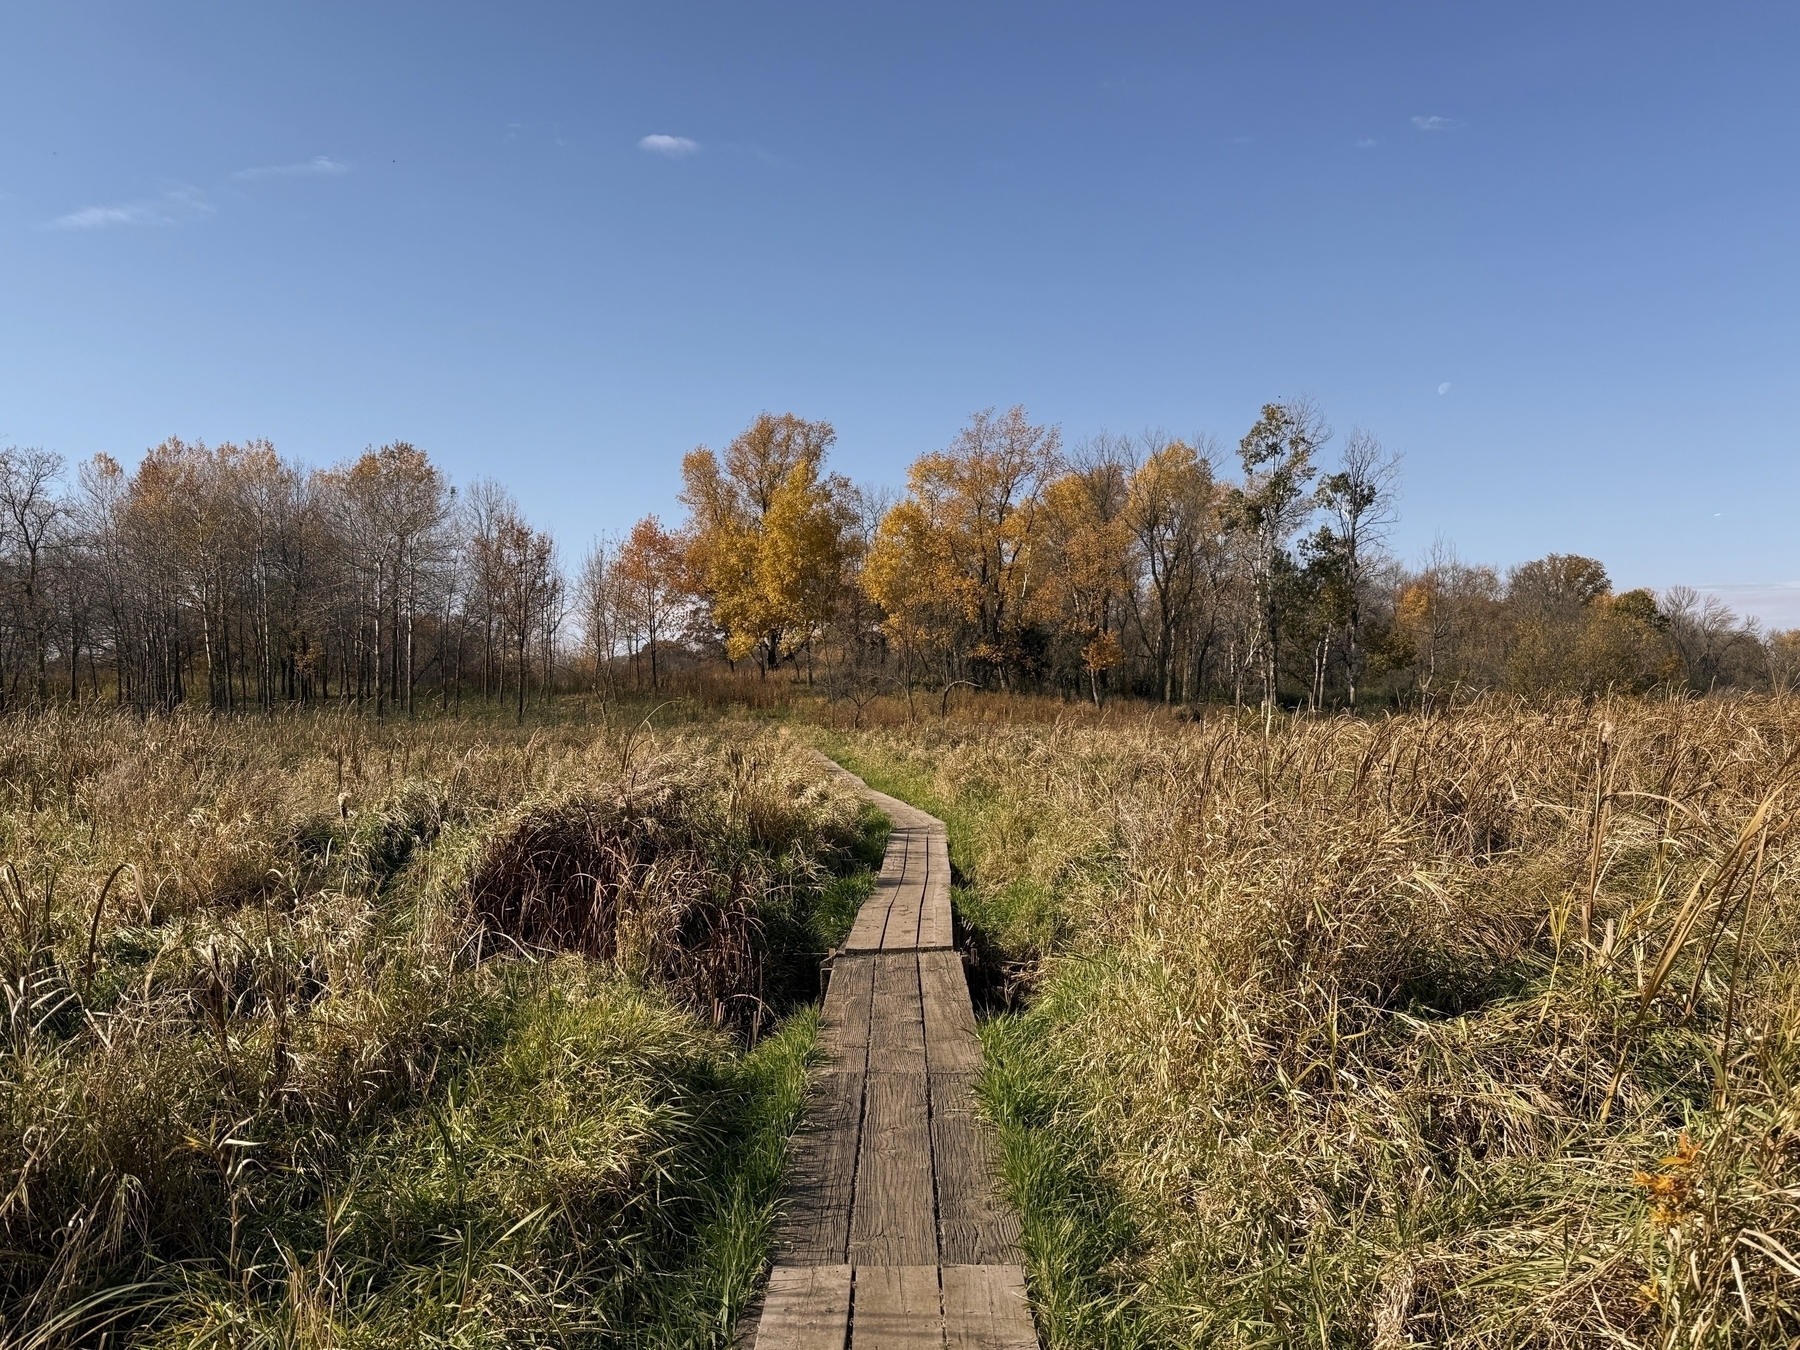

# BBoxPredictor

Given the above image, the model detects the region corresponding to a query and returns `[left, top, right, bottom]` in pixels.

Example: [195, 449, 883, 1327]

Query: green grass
[979, 1006, 1150, 1350]
[113, 969, 823, 1350]
[805, 805, 890, 951]
[634, 1005, 822, 1349]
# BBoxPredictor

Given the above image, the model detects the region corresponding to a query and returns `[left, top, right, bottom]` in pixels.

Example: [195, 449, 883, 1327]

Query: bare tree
[0, 448, 67, 703]
[1232, 401, 1328, 712]
[1315, 429, 1400, 710]
[462, 478, 513, 702]
[577, 538, 621, 701]
[1661, 585, 1765, 692]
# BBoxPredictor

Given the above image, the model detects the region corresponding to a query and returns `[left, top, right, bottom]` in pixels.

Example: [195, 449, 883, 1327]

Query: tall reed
[825, 696, 1800, 1348]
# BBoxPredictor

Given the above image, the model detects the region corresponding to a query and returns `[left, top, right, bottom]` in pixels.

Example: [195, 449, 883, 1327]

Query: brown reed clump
[829, 694, 1800, 1349]
[470, 747, 855, 1028]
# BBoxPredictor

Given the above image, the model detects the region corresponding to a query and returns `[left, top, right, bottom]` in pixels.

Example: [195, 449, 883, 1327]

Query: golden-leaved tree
[1031, 449, 1131, 705]
[614, 515, 686, 691]
[1505, 555, 1681, 696]
[864, 407, 1061, 688]
[1123, 437, 1227, 703]
[680, 413, 855, 672]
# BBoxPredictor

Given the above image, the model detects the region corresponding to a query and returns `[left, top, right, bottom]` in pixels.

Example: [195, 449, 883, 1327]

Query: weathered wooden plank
[755, 1264, 853, 1350]
[766, 754, 1038, 1348]
[858, 831, 917, 950]
[845, 883, 895, 952]
[850, 1072, 938, 1267]
[849, 1265, 943, 1348]
[940, 1266, 1036, 1350]
[930, 1071, 1021, 1266]
[918, 832, 954, 949]
[820, 955, 876, 1067]
[880, 826, 914, 875]
[892, 827, 931, 950]
[773, 1071, 865, 1265]
[868, 954, 925, 1071]
[867, 787, 939, 832]
[919, 951, 980, 1074]
[880, 870, 924, 949]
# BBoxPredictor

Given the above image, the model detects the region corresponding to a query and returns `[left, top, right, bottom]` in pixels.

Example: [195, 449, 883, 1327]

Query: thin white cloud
[233, 155, 349, 181]
[48, 185, 212, 230]
[639, 134, 699, 157]
[1357, 137, 1378, 150]
[712, 140, 784, 168]
[1411, 115, 1460, 132]
[48, 155, 344, 232]
[53, 204, 152, 229]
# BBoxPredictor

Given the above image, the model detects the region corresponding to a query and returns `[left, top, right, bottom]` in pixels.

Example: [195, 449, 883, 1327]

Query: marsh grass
[0, 708, 871, 1348]
[819, 698, 1800, 1348]
[804, 808, 890, 954]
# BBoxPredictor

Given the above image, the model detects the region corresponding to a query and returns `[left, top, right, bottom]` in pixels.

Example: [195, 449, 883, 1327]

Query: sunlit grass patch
[826, 699, 1800, 1348]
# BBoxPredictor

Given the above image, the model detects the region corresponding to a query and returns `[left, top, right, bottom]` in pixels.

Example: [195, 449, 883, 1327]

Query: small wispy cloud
[711, 140, 784, 168]
[49, 185, 212, 230]
[53, 204, 153, 230]
[49, 157, 342, 232]
[233, 155, 349, 181]
[1357, 137, 1378, 150]
[639, 134, 699, 157]
[1411, 115, 1460, 132]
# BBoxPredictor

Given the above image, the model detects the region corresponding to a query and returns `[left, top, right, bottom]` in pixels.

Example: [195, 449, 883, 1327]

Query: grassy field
[0, 706, 882, 1349]
[8, 693, 1796, 1349]
[815, 698, 1800, 1349]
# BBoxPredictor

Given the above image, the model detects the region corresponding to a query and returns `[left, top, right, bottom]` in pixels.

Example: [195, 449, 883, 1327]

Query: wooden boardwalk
[752, 759, 1038, 1349]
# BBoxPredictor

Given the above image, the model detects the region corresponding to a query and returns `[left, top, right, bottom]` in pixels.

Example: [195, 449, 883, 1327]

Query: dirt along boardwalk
[752, 755, 1038, 1349]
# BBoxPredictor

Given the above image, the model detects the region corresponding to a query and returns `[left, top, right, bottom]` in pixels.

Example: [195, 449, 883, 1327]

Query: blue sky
[4, 2, 1798, 624]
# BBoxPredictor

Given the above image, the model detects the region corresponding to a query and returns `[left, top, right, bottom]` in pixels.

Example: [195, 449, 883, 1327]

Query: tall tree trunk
[373, 565, 385, 721]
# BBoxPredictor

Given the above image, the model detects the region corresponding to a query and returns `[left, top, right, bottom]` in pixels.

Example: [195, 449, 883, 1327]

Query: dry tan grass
[827, 696, 1800, 1348]
[0, 706, 864, 1347]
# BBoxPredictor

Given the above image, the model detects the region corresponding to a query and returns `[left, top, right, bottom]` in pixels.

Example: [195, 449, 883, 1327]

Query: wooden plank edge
[755, 1264, 853, 1350]
[941, 1265, 1038, 1349]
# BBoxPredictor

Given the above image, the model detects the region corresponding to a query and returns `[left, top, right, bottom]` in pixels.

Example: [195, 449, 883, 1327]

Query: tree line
[0, 406, 1792, 716]
[588, 404, 1796, 709]
[0, 439, 561, 717]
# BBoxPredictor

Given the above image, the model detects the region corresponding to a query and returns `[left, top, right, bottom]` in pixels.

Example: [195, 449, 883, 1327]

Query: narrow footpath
[751, 756, 1039, 1349]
